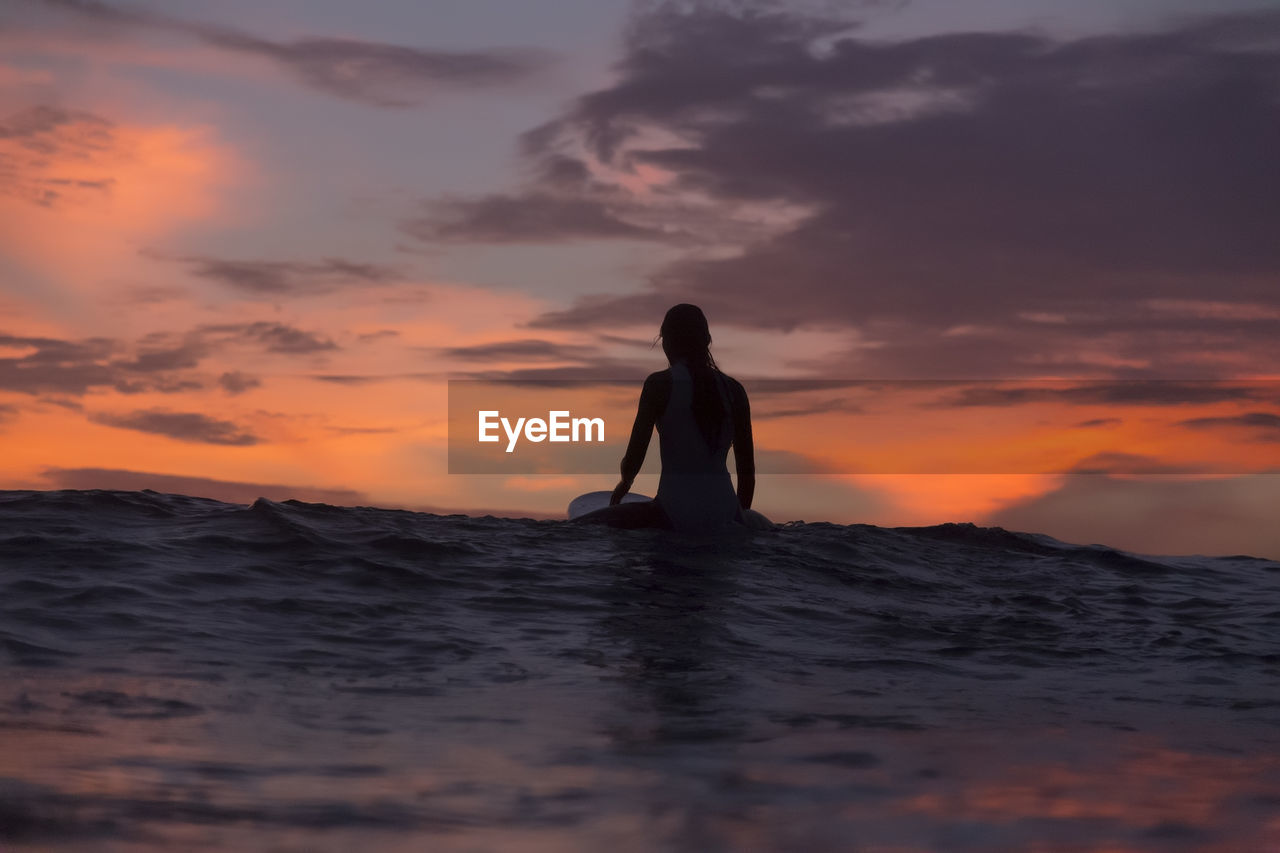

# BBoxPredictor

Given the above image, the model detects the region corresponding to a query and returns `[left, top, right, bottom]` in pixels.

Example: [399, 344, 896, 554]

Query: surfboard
[567, 490, 653, 520]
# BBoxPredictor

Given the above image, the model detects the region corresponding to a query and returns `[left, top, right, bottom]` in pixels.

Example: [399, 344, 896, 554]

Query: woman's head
[659, 303, 724, 446]
[659, 303, 713, 366]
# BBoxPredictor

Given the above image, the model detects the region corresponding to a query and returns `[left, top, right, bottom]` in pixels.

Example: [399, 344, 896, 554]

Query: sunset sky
[2, 0, 1278, 557]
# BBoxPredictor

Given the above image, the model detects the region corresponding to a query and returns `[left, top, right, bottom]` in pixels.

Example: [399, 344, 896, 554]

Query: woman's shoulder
[718, 372, 748, 396]
[641, 370, 672, 400]
[643, 369, 672, 386]
[717, 373, 750, 414]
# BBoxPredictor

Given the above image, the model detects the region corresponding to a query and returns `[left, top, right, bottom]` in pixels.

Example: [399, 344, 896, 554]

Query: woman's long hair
[659, 304, 725, 451]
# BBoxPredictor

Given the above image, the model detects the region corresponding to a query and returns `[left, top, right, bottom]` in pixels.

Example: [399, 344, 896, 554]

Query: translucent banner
[447, 379, 1280, 474]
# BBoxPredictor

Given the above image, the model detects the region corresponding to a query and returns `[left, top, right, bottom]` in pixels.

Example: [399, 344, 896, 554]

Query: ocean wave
[3, 488, 1279, 851]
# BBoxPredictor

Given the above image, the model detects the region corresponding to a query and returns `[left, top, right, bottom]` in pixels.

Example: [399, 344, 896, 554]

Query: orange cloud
[0, 106, 242, 300]
[1, 274, 591, 513]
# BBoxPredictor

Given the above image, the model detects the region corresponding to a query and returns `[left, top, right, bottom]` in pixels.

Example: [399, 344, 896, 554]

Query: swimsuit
[654, 361, 745, 533]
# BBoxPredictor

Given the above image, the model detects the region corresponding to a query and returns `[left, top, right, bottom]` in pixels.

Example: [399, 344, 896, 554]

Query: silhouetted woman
[581, 303, 768, 532]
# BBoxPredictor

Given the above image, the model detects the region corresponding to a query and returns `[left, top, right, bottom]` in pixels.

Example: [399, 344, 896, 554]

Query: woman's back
[655, 362, 744, 533]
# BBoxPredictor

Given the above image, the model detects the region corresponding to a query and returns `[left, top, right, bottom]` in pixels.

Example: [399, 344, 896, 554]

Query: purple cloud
[175, 256, 401, 295]
[445, 3, 1280, 377]
[30, 0, 551, 107]
[88, 409, 260, 445]
[1178, 411, 1280, 441]
[436, 338, 602, 362]
[0, 106, 115, 207]
[218, 371, 262, 394]
[405, 193, 673, 244]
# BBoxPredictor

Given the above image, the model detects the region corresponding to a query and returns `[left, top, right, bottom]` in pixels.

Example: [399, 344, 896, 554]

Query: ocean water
[2, 489, 1278, 852]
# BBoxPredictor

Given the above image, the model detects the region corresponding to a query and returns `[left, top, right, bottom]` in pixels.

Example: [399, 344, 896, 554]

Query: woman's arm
[730, 378, 755, 510]
[611, 372, 669, 505]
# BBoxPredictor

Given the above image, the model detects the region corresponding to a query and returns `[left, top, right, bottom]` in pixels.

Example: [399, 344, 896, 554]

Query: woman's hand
[609, 479, 631, 506]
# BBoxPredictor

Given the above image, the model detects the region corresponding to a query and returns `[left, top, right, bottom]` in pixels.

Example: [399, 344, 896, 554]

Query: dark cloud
[0, 104, 109, 144]
[224, 37, 548, 108]
[0, 105, 116, 207]
[326, 425, 399, 435]
[454, 361, 654, 384]
[217, 371, 261, 394]
[499, 4, 1280, 376]
[243, 323, 337, 355]
[753, 397, 864, 420]
[176, 256, 400, 295]
[0, 333, 122, 395]
[116, 285, 189, 305]
[596, 333, 659, 349]
[31, 0, 550, 107]
[935, 382, 1270, 408]
[404, 193, 672, 244]
[89, 409, 260, 445]
[311, 374, 387, 386]
[199, 322, 338, 354]
[0, 333, 115, 364]
[306, 372, 436, 385]
[42, 176, 113, 189]
[1075, 417, 1121, 428]
[1065, 452, 1206, 475]
[357, 329, 401, 343]
[119, 341, 207, 372]
[0, 321, 339, 397]
[538, 154, 594, 187]
[0, 402, 17, 424]
[43, 466, 369, 506]
[1178, 411, 1280, 441]
[112, 377, 204, 395]
[437, 338, 601, 362]
[530, 291, 671, 331]
[38, 396, 84, 412]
